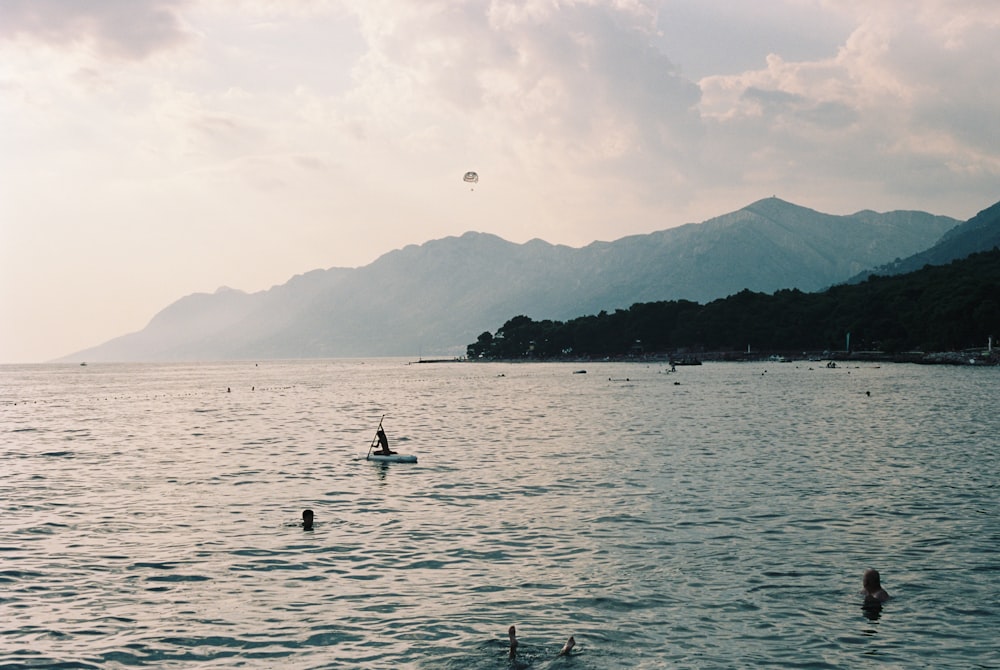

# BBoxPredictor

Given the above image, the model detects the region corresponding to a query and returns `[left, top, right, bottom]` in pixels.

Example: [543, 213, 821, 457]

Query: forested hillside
[468, 248, 1000, 360]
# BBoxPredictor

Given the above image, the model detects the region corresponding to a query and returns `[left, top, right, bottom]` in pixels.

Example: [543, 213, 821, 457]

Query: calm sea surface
[1, 360, 998, 669]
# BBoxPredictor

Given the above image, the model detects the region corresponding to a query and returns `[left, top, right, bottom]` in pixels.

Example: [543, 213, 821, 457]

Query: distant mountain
[62, 197, 961, 362]
[848, 200, 1000, 282]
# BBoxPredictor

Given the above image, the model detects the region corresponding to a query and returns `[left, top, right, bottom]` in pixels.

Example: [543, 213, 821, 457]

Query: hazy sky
[2, 0, 998, 363]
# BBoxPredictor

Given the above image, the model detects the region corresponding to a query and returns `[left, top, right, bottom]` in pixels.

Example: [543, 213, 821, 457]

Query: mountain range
[847, 199, 1000, 282]
[64, 196, 998, 362]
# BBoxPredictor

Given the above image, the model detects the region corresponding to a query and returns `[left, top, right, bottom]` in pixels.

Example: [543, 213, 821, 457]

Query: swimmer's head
[862, 568, 881, 592]
[302, 509, 314, 529]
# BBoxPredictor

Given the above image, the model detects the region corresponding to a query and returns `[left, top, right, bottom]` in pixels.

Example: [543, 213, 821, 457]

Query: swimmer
[558, 635, 575, 656]
[302, 509, 314, 531]
[506, 626, 576, 659]
[862, 568, 889, 602]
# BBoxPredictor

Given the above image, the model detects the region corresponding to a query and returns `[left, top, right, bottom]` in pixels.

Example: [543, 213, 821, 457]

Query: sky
[2, 0, 999, 363]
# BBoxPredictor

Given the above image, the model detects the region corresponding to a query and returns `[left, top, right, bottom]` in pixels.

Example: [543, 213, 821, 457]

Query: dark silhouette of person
[302, 509, 314, 531]
[374, 427, 396, 455]
[862, 568, 890, 603]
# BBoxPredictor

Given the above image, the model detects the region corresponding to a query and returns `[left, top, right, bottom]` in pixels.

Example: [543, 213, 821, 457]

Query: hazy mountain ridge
[848, 200, 1000, 282]
[63, 197, 971, 362]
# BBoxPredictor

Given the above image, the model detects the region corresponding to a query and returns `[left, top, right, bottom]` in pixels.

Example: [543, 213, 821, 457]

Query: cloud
[330, 0, 1000, 222]
[335, 0, 703, 219]
[654, 0, 855, 78]
[4, 0, 998, 221]
[696, 1, 1000, 205]
[0, 0, 192, 60]
[346, 2, 698, 131]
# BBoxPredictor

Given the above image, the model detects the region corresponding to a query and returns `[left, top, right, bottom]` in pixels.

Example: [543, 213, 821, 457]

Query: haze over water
[2, 360, 997, 668]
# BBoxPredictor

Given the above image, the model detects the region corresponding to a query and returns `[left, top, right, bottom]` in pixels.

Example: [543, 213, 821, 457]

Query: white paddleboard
[365, 454, 418, 463]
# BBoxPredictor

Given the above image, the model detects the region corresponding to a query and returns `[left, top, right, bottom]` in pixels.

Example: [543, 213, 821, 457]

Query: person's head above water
[302, 509, 314, 530]
[862, 568, 889, 601]
[863, 568, 881, 591]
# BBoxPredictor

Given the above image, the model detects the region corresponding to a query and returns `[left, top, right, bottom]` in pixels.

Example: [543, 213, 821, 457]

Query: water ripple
[1, 361, 998, 668]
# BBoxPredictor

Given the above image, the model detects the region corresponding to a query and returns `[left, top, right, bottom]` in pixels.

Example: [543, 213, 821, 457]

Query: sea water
[1, 360, 997, 669]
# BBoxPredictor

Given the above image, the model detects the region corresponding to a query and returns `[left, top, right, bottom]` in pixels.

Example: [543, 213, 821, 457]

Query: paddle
[366, 414, 385, 460]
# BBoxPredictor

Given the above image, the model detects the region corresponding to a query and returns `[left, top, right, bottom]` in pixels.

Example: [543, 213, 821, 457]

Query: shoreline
[466, 349, 1000, 366]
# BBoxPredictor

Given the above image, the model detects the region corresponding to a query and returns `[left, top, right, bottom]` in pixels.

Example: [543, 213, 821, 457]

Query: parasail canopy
[463, 171, 479, 184]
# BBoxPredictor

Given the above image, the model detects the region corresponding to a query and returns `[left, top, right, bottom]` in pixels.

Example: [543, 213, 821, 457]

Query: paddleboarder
[373, 426, 396, 455]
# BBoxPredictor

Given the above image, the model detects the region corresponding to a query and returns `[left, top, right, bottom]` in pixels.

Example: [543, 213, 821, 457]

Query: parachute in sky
[463, 171, 479, 184]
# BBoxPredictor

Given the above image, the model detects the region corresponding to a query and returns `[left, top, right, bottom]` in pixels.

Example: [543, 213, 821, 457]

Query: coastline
[466, 349, 1000, 366]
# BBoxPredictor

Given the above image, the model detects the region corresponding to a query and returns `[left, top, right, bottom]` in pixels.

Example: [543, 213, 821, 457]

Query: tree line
[467, 248, 1000, 360]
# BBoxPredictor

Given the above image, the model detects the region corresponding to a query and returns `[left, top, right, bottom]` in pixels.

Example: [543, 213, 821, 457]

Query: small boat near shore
[670, 356, 702, 366]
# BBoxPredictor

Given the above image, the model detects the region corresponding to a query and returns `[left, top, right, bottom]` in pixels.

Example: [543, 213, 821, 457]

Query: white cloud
[696, 1, 1000, 206]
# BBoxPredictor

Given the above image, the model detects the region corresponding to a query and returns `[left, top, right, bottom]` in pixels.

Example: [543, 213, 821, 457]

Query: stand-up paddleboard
[366, 453, 417, 463]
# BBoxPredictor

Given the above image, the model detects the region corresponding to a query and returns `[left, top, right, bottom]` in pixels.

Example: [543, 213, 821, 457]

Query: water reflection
[370, 460, 390, 483]
[862, 600, 883, 621]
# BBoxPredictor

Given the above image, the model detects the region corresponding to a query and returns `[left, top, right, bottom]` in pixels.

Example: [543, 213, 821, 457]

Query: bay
[1, 360, 998, 668]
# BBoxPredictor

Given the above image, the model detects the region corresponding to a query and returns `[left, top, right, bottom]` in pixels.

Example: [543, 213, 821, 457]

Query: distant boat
[671, 356, 702, 366]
